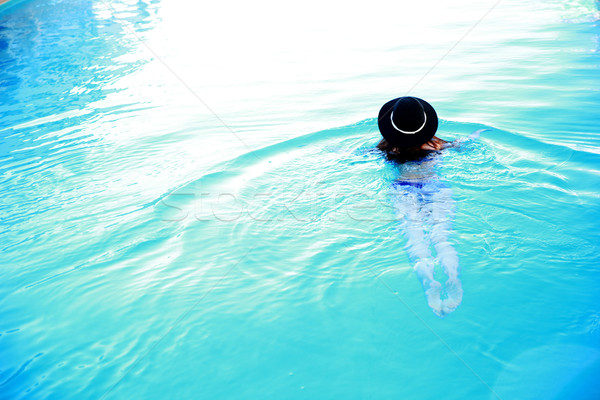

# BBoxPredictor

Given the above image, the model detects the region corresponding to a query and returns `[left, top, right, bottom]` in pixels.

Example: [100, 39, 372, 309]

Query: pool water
[1, 0, 600, 399]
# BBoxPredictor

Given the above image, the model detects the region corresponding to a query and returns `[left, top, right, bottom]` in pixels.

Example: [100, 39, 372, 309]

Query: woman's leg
[429, 185, 463, 313]
[394, 188, 444, 315]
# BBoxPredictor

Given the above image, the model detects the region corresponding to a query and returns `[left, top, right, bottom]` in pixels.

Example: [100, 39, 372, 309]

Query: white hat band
[390, 111, 427, 135]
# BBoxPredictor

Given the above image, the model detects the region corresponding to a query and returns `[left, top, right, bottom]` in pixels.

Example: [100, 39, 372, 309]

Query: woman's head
[377, 97, 438, 148]
[376, 96, 440, 161]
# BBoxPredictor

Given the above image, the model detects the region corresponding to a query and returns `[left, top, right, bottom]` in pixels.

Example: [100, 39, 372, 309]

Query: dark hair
[376, 139, 430, 163]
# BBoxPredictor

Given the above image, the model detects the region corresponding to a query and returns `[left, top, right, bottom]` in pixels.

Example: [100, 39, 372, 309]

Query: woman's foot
[425, 280, 443, 315]
[442, 277, 463, 312]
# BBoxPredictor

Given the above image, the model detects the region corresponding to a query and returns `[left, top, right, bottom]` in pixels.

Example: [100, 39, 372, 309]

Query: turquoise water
[1, 0, 600, 399]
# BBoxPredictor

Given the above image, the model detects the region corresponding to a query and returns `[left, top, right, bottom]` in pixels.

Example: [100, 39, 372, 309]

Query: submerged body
[390, 153, 462, 316]
[382, 129, 484, 316]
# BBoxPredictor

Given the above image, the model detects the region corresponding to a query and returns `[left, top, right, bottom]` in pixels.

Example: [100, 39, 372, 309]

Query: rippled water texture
[1, 0, 600, 399]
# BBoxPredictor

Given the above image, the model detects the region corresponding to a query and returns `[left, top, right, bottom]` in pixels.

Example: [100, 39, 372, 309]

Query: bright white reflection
[76, 0, 598, 202]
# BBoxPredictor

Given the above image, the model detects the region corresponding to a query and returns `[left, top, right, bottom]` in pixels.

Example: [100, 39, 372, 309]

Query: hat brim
[378, 97, 438, 148]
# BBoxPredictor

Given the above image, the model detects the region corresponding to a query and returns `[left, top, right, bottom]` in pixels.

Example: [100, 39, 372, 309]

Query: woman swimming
[377, 96, 462, 316]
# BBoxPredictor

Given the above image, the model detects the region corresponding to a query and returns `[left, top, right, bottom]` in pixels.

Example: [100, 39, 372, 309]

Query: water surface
[1, 0, 599, 399]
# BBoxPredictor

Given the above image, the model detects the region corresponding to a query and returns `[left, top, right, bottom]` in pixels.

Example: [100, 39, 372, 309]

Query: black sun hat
[378, 96, 438, 148]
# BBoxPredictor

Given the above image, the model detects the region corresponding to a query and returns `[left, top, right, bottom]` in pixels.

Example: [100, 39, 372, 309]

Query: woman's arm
[420, 136, 453, 151]
[423, 129, 489, 151]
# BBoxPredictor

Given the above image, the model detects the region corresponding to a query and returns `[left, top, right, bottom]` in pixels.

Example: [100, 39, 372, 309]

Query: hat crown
[377, 96, 438, 149]
[391, 97, 426, 133]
